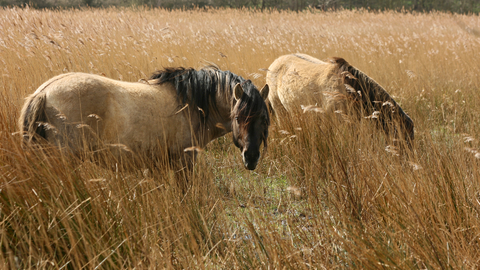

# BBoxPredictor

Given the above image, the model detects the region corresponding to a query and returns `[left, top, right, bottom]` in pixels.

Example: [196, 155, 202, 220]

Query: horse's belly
[123, 114, 193, 156]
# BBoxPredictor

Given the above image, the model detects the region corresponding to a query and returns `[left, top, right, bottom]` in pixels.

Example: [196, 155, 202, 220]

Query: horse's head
[369, 96, 415, 146]
[378, 105, 415, 147]
[231, 81, 270, 170]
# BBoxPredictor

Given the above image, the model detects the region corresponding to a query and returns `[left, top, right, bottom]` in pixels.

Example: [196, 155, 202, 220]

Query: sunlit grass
[1, 6, 480, 269]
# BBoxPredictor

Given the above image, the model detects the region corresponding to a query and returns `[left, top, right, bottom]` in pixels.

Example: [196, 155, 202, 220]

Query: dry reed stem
[1, 7, 480, 269]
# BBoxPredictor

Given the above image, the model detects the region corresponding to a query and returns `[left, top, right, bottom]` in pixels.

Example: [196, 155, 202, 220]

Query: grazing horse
[19, 67, 270, 170]
[266, 54, 414, 142]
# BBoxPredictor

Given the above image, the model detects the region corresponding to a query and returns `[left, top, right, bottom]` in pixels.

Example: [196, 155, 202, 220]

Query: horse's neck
[199, 89, 234, 143]
[215, 85, 235, 120]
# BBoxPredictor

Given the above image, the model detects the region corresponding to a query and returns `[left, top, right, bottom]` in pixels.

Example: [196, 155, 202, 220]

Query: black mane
[330, 57, 409, 116]
[345, 65, 412, 124]
[149, 67, 246, 122]
[330, 57, 414, 140]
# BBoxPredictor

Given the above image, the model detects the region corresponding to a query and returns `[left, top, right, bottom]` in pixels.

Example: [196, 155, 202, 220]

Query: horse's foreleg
[168, 150, 198, 193]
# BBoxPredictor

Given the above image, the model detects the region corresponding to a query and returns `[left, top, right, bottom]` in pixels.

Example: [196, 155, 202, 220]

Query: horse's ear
[260, 84, 269, 100]
[234, 83, 244, 101]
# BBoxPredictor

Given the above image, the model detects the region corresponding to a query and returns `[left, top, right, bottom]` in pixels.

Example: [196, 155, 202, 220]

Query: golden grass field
[1, 6, 480, 269]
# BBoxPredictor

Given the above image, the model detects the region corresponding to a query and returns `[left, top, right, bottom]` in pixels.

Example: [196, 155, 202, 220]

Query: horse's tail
[18, 91, 48, 142]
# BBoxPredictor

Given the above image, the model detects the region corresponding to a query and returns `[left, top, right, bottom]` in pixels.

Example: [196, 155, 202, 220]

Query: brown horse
[19, 67, 270, 170]
[266, 53, 414, 142]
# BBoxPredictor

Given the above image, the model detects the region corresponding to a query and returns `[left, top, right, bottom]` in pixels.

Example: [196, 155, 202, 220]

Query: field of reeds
[1, 6, 480, 269]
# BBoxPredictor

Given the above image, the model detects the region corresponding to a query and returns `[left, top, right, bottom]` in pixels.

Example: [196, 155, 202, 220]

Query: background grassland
[1, 6, 480, 269]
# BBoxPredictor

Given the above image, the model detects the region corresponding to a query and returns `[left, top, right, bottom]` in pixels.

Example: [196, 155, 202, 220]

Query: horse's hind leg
[44, 106, 106, 160]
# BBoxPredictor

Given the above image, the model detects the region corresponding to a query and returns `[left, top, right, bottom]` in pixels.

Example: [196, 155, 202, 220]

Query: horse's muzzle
[242, 150, 260, 170]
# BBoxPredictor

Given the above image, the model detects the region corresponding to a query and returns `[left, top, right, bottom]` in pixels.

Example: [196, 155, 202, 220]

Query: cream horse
[19, 67, 270, 170]
[266, 54, 414, 142]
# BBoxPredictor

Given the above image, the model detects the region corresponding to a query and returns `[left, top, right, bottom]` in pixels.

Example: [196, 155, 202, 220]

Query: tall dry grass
[1, 6, 480, 269]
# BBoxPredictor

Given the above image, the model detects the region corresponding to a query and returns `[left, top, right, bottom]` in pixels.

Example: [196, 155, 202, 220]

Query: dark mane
[330, 57, 408, 116]
[332, 57, 387, 113]
[330, 57, 414, 140]
[149, 67, 245, 122]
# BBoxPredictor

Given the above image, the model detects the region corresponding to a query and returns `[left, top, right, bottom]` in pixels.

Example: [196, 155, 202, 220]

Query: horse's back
[266, 54, 341, 116]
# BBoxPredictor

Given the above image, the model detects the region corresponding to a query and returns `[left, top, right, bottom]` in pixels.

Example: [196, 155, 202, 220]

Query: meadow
[1, 6, 480, 269]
